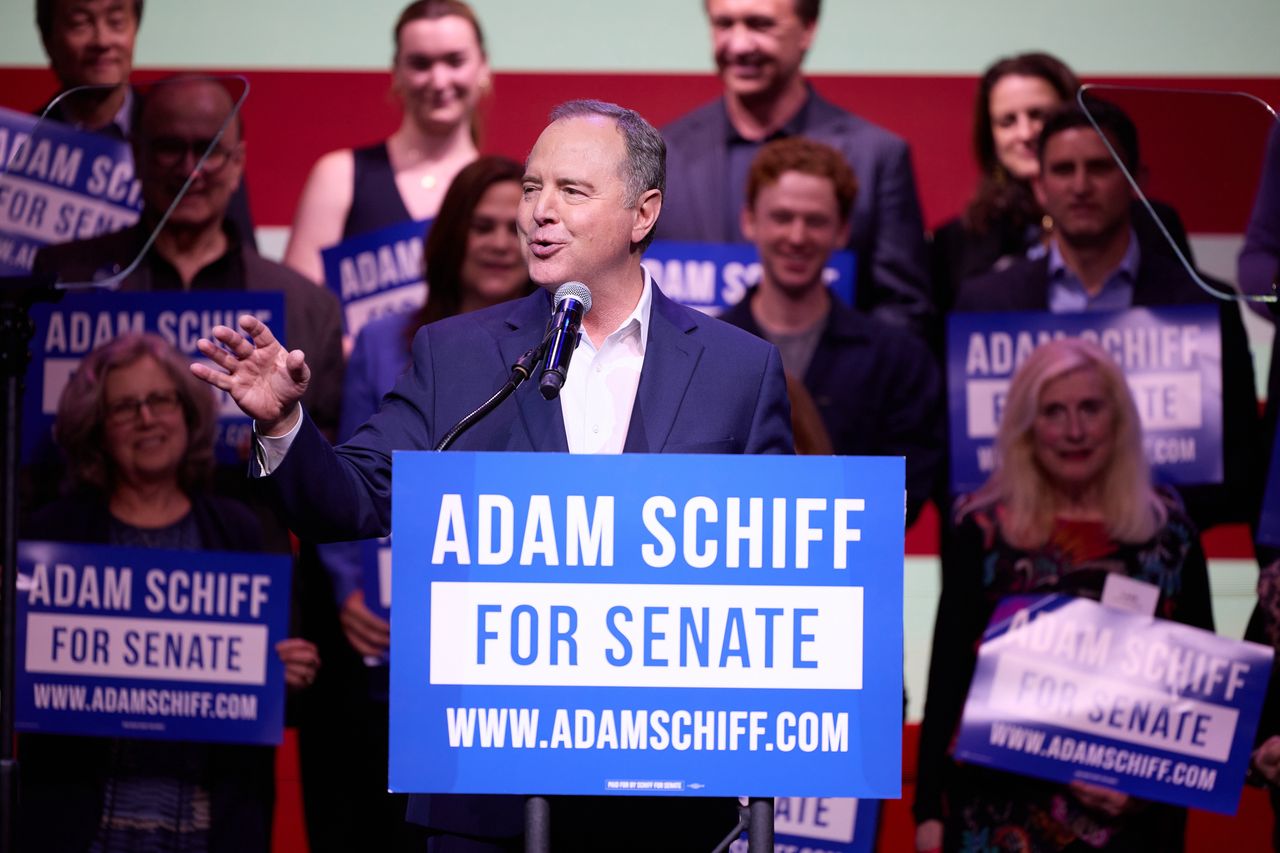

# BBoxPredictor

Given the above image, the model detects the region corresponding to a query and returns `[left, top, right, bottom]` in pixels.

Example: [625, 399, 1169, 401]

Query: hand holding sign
[914, 819, 942, 852]
[340, 590, 390, 656]
[1068, 780, 1132, 818]
[1251, 735, 1280, 786]
[192, 314, 309, 435]
[275, 638, 322, 690]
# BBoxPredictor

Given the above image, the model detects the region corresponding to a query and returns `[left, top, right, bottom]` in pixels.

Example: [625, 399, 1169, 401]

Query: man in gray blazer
[659, 0, 932, 337]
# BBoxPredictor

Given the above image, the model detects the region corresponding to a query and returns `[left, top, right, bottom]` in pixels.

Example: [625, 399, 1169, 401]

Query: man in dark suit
[720, 136, 942, 522]
[194, 98, 792, 851]
[956, 102, 1261, 531]
[658, 0, 932, 337]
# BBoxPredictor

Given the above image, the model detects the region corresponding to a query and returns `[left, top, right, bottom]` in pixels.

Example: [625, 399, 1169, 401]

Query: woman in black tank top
[283, 0, 491, 284]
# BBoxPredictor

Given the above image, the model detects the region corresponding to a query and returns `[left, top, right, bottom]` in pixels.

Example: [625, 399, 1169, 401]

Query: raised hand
[191, 314, 310, 435]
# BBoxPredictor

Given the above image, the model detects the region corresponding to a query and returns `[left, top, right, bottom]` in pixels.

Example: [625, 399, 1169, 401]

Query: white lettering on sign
[430, 581, 862, 690]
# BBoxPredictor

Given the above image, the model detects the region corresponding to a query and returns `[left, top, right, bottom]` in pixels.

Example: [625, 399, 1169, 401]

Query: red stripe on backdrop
[3, 68, 1278, 230]
[905, 501, 1256, 560]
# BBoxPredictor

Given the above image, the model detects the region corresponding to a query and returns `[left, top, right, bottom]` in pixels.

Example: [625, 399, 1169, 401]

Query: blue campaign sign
[15, 541, 292, 744]
[1260, 426, 1280, 549]
[390, 452, 904, 798]
[642, 240, 855, 315]
[361, 535, 392, 622]
[946, 306, 1224, 495]
[23, 291, 286, 467]
[321, 218, 432, 337]
[953, 594, 1273, 813]
[728, 799, 878, 853]
[0, 105, 141, 275]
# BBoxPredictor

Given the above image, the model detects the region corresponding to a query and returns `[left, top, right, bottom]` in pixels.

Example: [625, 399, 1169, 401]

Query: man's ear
[632, 188, 662, 245]
[740, 205, 757, 242]
[837, 215, 852, 249]
[130, 136, 147, 182]
[1032, 173, 1047, 210]
[223, 140, 247, 191]
[799, 20, 817, 54]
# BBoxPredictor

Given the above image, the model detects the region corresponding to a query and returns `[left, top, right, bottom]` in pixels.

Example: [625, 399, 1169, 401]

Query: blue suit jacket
[263, 283, 793, 544]
[260, 283, 790, 841]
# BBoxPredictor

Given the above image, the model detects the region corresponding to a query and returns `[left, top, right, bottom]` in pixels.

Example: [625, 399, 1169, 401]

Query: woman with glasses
[18, 332, 319, 853]
[283, 0, 490, 284]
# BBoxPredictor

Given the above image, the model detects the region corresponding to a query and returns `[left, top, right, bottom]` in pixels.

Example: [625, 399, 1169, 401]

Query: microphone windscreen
[553, 281, 592, 314]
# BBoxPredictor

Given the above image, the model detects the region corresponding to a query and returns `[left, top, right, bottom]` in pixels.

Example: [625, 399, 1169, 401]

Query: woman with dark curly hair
[914, 338, 1213, 852]
[930, 52, 1080, 318]
[929, 52, 1192, 336]
[19, 332, 318, 853]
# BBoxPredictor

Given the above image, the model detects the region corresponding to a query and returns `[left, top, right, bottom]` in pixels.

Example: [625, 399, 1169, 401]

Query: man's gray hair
[549, 99, 665, 248]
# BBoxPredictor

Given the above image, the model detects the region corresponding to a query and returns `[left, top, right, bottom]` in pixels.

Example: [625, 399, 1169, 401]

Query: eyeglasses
[146, 136, 237, 173]
[105, 390, 183, 424]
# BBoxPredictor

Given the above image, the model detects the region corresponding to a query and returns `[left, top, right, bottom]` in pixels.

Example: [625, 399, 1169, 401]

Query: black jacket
[955, 251, 1262, 531]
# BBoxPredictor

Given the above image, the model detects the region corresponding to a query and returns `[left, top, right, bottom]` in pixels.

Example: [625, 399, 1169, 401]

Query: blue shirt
[1047, 229, 1139, 313]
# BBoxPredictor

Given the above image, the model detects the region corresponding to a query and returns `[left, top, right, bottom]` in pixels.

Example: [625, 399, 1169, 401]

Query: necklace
[420, 173, 437, 190]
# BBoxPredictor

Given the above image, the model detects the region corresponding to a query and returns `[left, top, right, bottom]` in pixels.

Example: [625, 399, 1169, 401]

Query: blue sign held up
[728, 798, 878, 853]
[15, 541, 292, 744]
[0, 105, 142, 274]
[954, 594, 1273, 814]
[642, 240, 855, 315]
[389, 452, 904, 798]
[946, 306, 1224, 495]
[24, 291, 286, 467]
[321, 218, 432, 337]
[361, 535, 392, 622]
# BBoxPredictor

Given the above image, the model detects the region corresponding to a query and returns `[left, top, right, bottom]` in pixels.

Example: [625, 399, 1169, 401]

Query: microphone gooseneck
[539, 282, 592, 401]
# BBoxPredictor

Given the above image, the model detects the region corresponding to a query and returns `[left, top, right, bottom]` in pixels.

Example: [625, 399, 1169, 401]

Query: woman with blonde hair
[914, 337, 1213, 852]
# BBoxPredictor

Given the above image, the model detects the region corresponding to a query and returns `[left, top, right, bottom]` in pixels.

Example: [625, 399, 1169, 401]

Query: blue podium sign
[321, 218, 431, 337]
[15, 541, 292, 744]
[947, 307, 1224, 495]
[642, 240, 854, 314]
[390, 452, 903, 798]
[954, 594, 1273, 813]
[24, 291, 285, 467]
[0, 106, 142, 275]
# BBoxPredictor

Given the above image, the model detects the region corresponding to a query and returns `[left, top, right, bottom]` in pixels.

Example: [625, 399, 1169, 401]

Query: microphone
[539, 281, 591, 400]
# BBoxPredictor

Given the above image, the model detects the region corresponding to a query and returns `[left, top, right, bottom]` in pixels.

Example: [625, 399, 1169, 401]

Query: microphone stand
[434, 340, 548, 452]
[0, 274, 64, 853]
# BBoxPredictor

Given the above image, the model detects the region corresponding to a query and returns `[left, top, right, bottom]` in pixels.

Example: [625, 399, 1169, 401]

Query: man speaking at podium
[193, 100, 792, 849]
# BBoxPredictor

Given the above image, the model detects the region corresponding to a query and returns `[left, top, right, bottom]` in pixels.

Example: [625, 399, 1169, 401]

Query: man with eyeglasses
[33, 75, 344, 442]
[34, 0, 257, 246]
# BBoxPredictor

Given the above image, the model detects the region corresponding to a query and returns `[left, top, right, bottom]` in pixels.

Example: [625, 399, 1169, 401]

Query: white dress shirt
[560, 271, 651, 454]
[255, 271, 654, 471]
